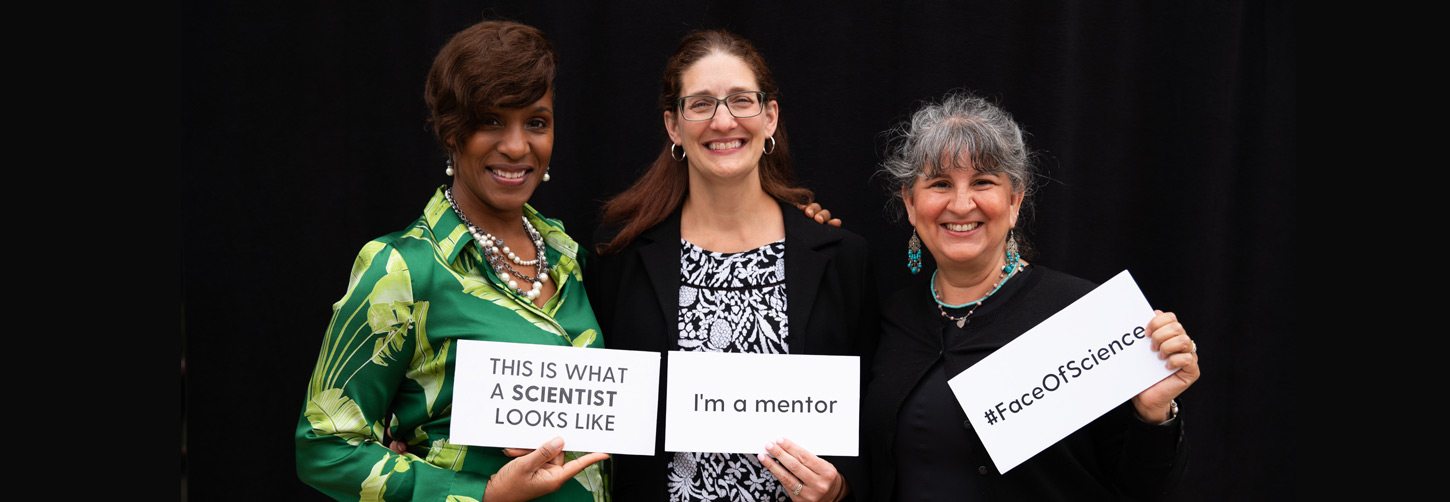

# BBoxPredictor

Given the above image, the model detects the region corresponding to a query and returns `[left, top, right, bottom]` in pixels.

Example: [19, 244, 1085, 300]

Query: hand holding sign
[1131, 310, 1201, 423]
[758, 437, 849, 502]
[483, 437, 608, 502]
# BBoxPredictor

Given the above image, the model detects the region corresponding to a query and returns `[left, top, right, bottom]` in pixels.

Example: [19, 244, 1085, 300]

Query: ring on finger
[792, 483, 803, 496]
[1190, 340, 1197, 354]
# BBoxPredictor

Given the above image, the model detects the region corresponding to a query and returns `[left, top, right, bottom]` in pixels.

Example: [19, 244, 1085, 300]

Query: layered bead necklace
[931, 249, 1022, 328]
[444, 188, 550, 301]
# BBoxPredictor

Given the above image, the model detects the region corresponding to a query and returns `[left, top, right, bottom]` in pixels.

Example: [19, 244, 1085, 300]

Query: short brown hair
[424, 20, 556, 152]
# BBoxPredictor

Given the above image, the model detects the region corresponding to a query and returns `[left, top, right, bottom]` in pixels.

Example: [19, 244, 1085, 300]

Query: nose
[498, 124, 528, 159]
[947, 186, 976, 214]
[708, 102, 739, 131]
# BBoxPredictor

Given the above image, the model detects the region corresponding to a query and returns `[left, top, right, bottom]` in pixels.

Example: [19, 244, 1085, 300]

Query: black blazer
[587, 199, 878, 502]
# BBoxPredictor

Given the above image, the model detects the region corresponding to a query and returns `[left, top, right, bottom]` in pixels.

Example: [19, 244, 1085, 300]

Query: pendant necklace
[931, 250, 1022, 328]
[445, 188, 550, 300]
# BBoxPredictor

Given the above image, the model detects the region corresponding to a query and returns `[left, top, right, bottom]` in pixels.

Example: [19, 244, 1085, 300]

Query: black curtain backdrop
[183, 1, 1294, 500]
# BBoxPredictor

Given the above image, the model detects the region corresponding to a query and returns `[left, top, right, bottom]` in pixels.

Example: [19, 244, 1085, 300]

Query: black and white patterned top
[669, 238, 789, 501]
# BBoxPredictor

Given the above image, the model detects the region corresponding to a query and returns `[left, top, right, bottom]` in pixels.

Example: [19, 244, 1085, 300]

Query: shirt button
[978, 466, 990, 475]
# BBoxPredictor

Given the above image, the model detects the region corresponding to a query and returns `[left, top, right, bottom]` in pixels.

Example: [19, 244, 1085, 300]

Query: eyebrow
[684, 87, 758, 97]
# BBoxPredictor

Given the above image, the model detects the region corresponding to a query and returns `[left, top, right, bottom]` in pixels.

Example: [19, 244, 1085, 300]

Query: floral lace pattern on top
[669, 238, 789, 501]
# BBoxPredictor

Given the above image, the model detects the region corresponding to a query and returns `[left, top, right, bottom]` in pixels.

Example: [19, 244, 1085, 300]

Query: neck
[933, 252, 1010, 306]
[680, 174, 783, 253]
[450, 186, 525, 238]
[447, 187, 531, 252]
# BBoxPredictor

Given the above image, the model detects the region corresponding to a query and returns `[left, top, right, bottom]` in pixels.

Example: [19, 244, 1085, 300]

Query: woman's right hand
[482, 437, 608, 502]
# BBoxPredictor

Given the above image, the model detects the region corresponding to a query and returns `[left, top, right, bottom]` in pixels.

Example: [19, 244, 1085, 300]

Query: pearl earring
[445, 157, 455, 176]
[543, 167, 551, 182]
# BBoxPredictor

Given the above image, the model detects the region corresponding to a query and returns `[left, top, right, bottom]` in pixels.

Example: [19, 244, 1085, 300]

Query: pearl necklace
[931, 250, 1022, 328]
[444, 188, 550, 300]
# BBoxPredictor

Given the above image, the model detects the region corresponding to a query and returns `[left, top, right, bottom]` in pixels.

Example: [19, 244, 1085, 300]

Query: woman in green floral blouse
[295, 19, 609, 502]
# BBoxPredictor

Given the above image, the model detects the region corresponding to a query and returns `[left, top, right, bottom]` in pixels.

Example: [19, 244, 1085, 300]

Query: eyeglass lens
[679, 92, 763, 121]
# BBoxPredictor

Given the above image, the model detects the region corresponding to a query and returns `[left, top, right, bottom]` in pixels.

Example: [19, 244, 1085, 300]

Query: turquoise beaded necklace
[931, 249, 1022, 328]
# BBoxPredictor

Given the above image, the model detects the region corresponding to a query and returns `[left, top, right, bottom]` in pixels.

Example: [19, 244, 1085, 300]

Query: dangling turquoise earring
[907, 229, 923, 275]
[1004, 229, 1021, 273]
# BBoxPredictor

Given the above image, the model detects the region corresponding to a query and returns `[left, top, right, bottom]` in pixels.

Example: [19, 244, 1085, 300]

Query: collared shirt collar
[420, 186, 583, 282]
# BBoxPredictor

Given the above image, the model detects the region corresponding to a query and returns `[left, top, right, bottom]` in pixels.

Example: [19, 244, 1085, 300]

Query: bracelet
[1137, 399, 1179, 425]
[1158, 400, 1179, 425]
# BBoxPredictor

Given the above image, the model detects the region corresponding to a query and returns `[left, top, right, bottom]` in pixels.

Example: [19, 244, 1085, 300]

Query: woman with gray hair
[861, 91, 1198, 501]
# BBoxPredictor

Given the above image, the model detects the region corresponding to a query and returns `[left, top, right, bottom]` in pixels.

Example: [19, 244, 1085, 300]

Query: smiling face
[664, 52, 778, 186]
[904, 159, 1025, 274]
[450, 92, 554, 224]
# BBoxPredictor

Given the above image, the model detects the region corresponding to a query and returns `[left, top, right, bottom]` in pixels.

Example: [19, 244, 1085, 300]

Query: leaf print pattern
[304, 388, 372, 446]
[297, 188, 607, 502]
[669, 239, 788, 501]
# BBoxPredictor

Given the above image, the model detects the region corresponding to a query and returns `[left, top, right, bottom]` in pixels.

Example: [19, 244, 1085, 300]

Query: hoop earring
[906, 229, 923, 275]
[671, 144, 687, 161]
[763, 136, 777, 155]
[543, 167, 551, 182]
[445, 157, 455, 176]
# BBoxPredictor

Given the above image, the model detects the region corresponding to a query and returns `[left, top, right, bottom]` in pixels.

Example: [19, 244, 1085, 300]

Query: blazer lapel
[638, 211, 683, 350]
[782, 200, 841, 354]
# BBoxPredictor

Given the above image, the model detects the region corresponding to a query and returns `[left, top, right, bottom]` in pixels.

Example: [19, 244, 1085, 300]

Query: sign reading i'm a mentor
[664, 351, 859, 456]
[451, 340, 661, 455]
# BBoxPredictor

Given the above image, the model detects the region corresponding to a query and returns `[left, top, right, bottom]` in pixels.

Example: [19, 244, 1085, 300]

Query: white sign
[948, 270, 1178, 473]
[664, 351, 859, 456]
[451, 340, 661, 455]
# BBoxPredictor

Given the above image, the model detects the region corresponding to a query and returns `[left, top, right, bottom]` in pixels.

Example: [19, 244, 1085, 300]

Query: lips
[486, 166, 533, 186]
[487, 167, 530, 179]
[706, 139, 744, 150]
[944, 222, 981, 232]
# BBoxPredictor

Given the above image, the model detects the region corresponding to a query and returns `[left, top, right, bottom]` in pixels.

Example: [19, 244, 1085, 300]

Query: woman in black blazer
[588, 29, 876, 502]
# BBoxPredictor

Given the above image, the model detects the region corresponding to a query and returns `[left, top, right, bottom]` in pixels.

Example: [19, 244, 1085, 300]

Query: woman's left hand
[798, 203, 843, 227]
[758, 437, 848, 502]
[1131, 310, 1201, 423]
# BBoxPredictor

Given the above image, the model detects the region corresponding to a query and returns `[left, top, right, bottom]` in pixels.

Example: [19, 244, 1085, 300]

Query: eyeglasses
[676, 91, 766, 121]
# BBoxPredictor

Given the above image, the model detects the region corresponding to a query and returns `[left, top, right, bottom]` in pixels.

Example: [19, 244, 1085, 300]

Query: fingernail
[549, 437, 563, 449]
[757, 453, 768, 462]
[765, 442, 775, 451]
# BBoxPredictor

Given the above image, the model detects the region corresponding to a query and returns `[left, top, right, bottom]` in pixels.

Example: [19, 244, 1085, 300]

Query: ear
[1010, 191, 1025, 228]
[902, 185, 917, 226]
[664, 110, 682, 146]
[762, 100, 779, 138]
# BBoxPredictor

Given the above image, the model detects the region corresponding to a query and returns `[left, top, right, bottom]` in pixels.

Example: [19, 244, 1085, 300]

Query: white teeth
[707, 140, 743, 150]
[945, 222, 980, 232]
[490, 168, 527, 179]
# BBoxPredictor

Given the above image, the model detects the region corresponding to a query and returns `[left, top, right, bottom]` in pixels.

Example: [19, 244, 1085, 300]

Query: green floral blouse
[296, 187, 607, 502]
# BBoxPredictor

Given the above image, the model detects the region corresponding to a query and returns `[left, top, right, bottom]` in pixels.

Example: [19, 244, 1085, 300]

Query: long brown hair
[596, 29, 813, 255]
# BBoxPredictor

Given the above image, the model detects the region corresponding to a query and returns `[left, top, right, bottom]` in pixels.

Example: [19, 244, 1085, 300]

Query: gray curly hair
[878, 91, 1035, 217]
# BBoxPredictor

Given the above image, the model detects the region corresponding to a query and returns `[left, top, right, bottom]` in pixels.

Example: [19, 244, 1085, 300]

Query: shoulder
[348, 225, 428, 274]
[329, 229, 422, 310]
[884, 273, 931, 318]
[590, 209, 682, 260]
[1028, 265, 1098, 299]
[998, 265, 1099, 322]
[780, 201, 868, 257]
